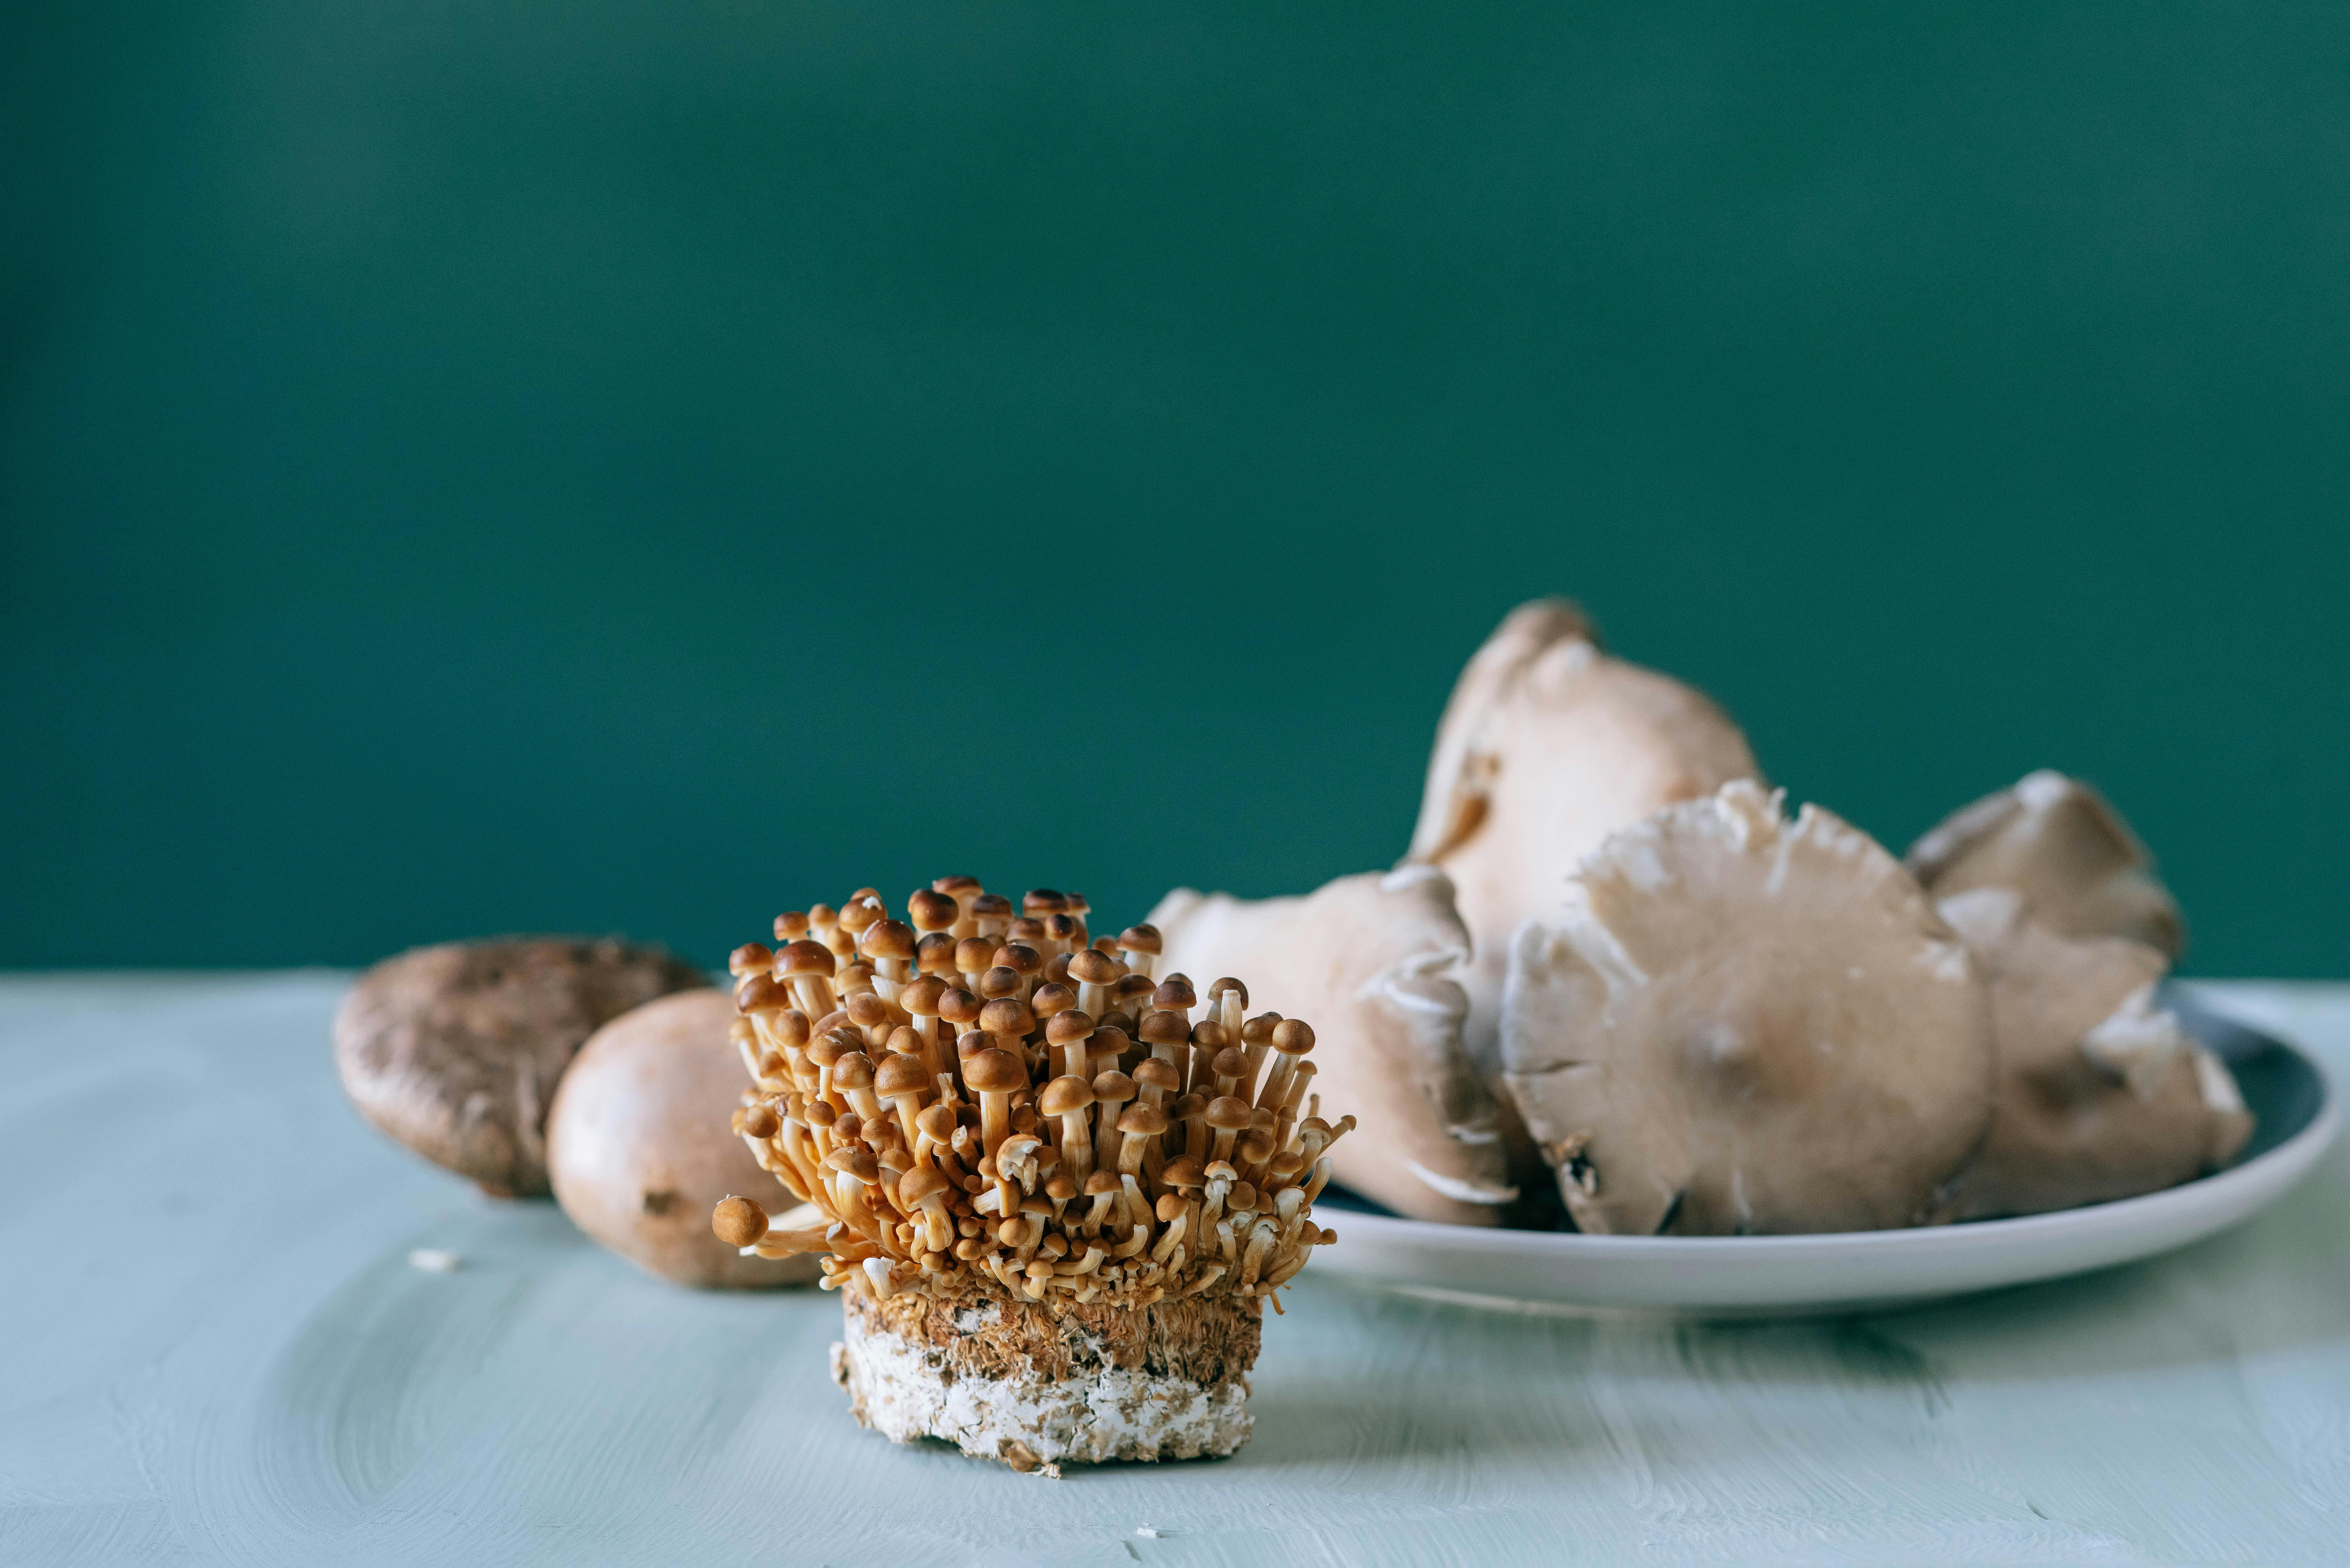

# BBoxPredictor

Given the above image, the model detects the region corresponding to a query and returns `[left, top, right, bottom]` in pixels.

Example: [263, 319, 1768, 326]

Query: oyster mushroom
[1933, 887, 2252, 1219]
[333, 936, 709, 1196]
[1403, 599, 1761, 1075]
[1147, 866, 1516, 1225]
[548, 989, 821, 1287]
[1907, 770, 2184, 959]
[1501, 780, 1995, 1235]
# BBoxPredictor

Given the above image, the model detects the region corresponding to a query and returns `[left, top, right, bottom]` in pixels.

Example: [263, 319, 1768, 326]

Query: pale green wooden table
[6, 976, 2347, 1566]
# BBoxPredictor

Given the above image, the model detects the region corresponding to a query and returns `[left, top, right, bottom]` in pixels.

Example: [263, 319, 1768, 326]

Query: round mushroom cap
[1501, 780, 1995, 1235]
[899, 975, 947, 1014]
[1154, 977, 1197, 1012]
[955, 937, 996, 973]
[829, 1052, 875, 1091]
[1091, 1070, 1136, 1101]
[937, 989, 982, 1028]
[1116, 1103, 1170, 1138]
[915, 1103, 958, 1144]
[1044, 1010, 1095, 1046]
[907, 889, 959, 932]
[859, 920, 916, 962]
[1211, 1045, 1249, 1080]
[1190, 1020, 1230, 1052]
[710, 1195, 768, 1249]
[1138, 1010, 1191, 1048]
[979, 966, 1023, 1001]
[873, 1053, 930, 1097]
[1206, 1095, 1255, 1132]
[1934, 888, 2251, 1219]
[1084, 1169, 1123, 1196]
[964, 1049, 1028, 1094]
[1118, 924, 1162, 956]
[1907, 770, 2185, 960]
[897, 1165, 950, 1205]
[1030, 983, 1076, 1019]
[844, 991, 890, 1029]
[1161, 1155, 1208, 1192]
[1270, 1018, 1316, 1055]
[1170, 1091, 1208, 1120]
[1134, 1056, 1183, 1094]
[775, 940, 837, 979]
[996, 943, 1044, 976]
[1067, 948, 1121, 986]
[334, 935, 709, 1196]
[546, 989, 818, 1287]
[979, 998, 1035, 1039]
[1038, 1075, 1096, 1116]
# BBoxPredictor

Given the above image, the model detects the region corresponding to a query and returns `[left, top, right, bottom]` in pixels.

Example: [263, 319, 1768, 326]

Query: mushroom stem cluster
[713, 882, 1352, 1313]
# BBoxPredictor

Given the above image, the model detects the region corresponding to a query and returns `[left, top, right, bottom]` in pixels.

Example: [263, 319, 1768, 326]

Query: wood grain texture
[3, 975, 2346, 1565]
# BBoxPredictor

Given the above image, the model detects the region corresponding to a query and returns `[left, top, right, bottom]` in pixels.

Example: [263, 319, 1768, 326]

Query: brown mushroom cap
[1067, 948, 1121, 986]
[1401, 599, 1760, 1085]
[775, 940, 837, 979]
[1934, 888, 2250, 1218]
[1907, 770, 2185, 960]
[334, 935, 709, 1196]
[1038, 1075, 1096, 1116]
[1148, 866, 1513, 1225]
[1501, 780, 1995, 1235]
[873, 1053, 930, 1097]
[897, 1165, 951, 1205]
[1134, 1056, 1183, 1095]
[964, 1048, 1027, 1094]
[1116, 1103, 1170, 1138]
[1205, 1096, 1255, 1132]
[547, 989, 818, 1287]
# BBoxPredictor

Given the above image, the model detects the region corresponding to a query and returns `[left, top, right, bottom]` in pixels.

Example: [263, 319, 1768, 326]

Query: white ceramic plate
[1314, 991, 2338, 1316]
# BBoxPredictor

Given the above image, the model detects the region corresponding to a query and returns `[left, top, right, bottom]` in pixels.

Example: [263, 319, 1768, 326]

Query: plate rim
[1316, 1033, 2339, 1272]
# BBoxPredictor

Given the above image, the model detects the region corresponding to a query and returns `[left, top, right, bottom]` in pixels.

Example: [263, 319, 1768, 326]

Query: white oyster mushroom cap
[1147, 866, 1517, 1225]
[1404, 599, 1759, 1079]
[1501, 780, 1996, 1235]
[1934, 887, 2251, 1220]
[1907, 770, 2184, 959]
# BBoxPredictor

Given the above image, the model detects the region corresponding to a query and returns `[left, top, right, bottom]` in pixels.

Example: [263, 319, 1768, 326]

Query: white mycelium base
[830, 1287, 1257, 1473]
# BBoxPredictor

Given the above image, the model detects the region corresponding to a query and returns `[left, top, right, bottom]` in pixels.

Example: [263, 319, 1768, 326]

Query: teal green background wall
[5, 3, 2345, 976]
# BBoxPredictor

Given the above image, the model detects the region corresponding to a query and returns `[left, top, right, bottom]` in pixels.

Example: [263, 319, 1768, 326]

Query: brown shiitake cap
[1241, 1013, 1281, 1046]
[898, 1165, 950, 1204]
[970, 893, 1013, 921]
[933, 875, 983, 898]
[979, 966, 1022, 1001]
[965, 1048, 1027, 1094]
[979, 998, 1035, 1039]
[1030, 983, 1076, 1020]
[741, 1103, 781, 1139]
[874, 1053, 929, 1097]
[728, 942, 774, 977]
[1191, 1020, 1230, 1052]
[1117, 1103, 1169, 1138]
[1038, 1075, 1096, 1116]
[898, 975, 946, 1016]
[1066, 948, 1121, 986]
[824, 1144, 881, 1182]
[1134, 1057, 1183, 1095]
[1207, 1096, 1255, 1132]
[907, 889, 958, 933]
[1044, 914, 1082, 948]
[773, 912, 811, 942]
[712, 1195, 769, 1248]
[1211, 1045, 1249, 1081]
[937, 989, 983, 1028]
[1139, 1010, 1191, 1048]
[1271, 1019, 1317, 1056]
[776, 1010, 811, 1048]
[915, 1103, 957, 1143]
[845, 991, 890, 1030]
[915, 933, 959, 976]
[735, 974, 788, 1014]
[1119, 924, 1162, 957]
[831, 1052, 875, 1091]
[1170, 1091, 1208, 1120]
[1023, 889, 1070, 916]
[860, 919, 916, 962]
[1006, 918, 1048, 947]
[1045, 1172, 1078, 1202]
[1154, 976, 1197, 1012]
[776, 940, 836, 979]
[1162, 1154, 1207, 1192]
[1084, 1169, 1122, 1197]
[1208, 977, 1248, 1009]
[1092, 1069, 1136, 1100]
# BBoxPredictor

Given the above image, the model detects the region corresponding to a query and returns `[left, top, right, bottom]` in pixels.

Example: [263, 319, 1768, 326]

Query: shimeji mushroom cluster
[711, 881, 1354, 1312]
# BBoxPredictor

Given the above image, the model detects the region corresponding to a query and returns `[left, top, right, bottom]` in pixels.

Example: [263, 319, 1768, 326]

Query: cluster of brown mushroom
[710, 882, 1353, 1311]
